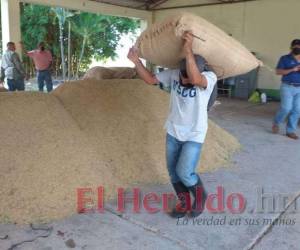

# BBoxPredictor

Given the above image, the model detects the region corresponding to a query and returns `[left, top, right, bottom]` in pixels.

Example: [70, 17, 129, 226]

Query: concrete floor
[1, 98, 300, 250]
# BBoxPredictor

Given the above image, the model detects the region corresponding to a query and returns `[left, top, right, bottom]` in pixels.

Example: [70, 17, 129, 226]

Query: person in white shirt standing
[0, 42, 26, 91]
[128, 31, 217, 218]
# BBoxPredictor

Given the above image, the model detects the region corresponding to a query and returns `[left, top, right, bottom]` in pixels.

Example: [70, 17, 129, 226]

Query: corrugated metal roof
[90, 0, 168, 10]
[90, 0, 257, 10]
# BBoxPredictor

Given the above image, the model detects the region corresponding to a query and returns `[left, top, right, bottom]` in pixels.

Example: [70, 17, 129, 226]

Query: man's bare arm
[182, 32, 207, 88]
[127, 47, 158, 85]
[276, 66, 300, 76]
[185, 51, 208, 88]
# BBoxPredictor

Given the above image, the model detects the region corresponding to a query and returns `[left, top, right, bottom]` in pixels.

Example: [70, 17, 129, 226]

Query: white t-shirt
[1, 50, 15, 79]
[156, 69, 217, 143]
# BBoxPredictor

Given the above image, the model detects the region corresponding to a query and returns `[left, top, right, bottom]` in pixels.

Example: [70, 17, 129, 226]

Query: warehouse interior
[2, 0, 300, 96]
[0, 1, 300, 250]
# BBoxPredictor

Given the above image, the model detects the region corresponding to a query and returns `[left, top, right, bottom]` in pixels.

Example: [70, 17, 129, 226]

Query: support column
[1, 0, 21, 53]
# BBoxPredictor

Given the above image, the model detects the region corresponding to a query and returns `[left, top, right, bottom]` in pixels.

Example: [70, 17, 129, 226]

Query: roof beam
[135, 0, 169, 10]
[21, 0, 152, 20]
[89, 0, 144, 11]
[154, 0, 258, 10]
[148, 0, 169, 10]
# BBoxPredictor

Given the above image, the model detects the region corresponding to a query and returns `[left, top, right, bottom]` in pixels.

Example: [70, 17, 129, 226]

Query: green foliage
[51, 7, 74, 80]
[18, 3, 139, 77]
[52, 7, 73, 27]
[70, 13, 139, 75]
[21, 4, 52, 51]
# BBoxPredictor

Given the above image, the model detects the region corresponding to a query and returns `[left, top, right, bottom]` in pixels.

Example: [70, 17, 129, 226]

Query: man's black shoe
[187, 177, 207, 218]
[169, 182, 191, 218]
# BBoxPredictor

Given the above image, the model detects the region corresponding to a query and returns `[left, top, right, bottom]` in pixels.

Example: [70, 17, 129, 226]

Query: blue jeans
[37, 70, 53, 92]
[166, 133, 203, 187]
[7, 79, 25, 91]
[274, 83, 300, 133]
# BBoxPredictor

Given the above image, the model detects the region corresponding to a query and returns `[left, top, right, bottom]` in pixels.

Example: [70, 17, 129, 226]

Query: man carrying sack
[127, 31, 217, 218]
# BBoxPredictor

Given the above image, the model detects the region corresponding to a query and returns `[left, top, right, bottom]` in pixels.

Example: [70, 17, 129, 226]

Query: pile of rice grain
[0, 79, 240, 224]
[0, 92, 119, 224]
[83, 66, 138, 81]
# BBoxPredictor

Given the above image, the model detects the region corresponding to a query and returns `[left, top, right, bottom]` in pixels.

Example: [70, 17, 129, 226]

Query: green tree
[20, 4, 53, 75]
[52, 7, 74, 81]
[72, 13, 139, 77]
[19, 4, 140, 79]
[72, 13, 112, 78]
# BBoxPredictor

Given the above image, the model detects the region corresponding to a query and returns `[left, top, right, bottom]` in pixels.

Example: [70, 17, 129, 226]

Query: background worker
[273, 39, 300, 140]
[0, 42, 26, 91]
[20, 41, 53, 92]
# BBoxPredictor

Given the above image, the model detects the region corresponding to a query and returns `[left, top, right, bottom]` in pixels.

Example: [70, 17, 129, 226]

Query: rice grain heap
[0, 79, 240, 224]
[83, 66, 138, 81]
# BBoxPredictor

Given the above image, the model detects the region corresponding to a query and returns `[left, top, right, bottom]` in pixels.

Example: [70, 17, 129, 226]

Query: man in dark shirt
[273, 39, 300, 140]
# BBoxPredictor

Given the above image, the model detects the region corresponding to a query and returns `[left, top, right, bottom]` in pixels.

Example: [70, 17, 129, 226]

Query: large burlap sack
[135, 12, 262, 79]
[83, 66, 137, 80]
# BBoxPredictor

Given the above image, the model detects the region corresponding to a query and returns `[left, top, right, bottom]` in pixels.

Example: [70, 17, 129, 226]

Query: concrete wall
[153, 0, 300, 91]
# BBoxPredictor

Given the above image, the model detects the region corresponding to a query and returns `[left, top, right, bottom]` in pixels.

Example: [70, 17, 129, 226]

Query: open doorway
[0, 2, 141, 91]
